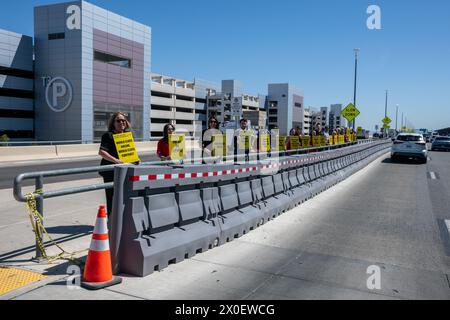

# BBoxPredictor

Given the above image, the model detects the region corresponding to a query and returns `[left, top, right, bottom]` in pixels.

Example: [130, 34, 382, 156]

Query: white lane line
[429, 172, 437, 180]
[445, 220, 450, 235]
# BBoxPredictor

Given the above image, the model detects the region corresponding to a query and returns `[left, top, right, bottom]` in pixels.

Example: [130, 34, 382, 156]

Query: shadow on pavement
[381, 158, 424, 165]
[45, 225, 93, 235]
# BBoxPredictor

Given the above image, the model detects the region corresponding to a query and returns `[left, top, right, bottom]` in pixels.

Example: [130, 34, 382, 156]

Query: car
[391, 133, 428, 163]
[431, 136, 450, 151]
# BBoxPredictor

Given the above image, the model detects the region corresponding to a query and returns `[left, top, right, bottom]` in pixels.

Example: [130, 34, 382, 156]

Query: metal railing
[13, 138, 377, 259]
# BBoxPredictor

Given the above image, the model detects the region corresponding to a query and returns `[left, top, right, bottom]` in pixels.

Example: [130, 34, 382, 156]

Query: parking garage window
[94, 50, 132, 68]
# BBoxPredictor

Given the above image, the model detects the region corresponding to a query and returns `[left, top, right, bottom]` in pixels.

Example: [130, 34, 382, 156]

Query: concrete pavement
[1, 151, 450, 299]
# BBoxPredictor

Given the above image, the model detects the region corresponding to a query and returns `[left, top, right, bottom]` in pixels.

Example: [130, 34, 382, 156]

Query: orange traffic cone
[81, 205, 122, 290]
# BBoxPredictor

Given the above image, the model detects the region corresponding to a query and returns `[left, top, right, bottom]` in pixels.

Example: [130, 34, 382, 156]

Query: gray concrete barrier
[109, 140, 392, 277]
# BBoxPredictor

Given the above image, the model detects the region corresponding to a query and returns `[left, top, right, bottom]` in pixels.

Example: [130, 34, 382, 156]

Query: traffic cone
[81, 204, 122, 290]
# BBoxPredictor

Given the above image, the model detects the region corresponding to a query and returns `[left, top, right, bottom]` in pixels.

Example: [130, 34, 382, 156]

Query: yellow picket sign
[290, 136, 300, 150]
[301, 136, 310, 149]
[237, 132, 250, 150]
[259, 134, 270, 152]
[169, 134, 185, 160]
[113, 132, 140, 163]
[320, 136, 326, 146]
[339, 135, 345, 144]
[212, 134, 226, 157]
[312, 136, 320, 147]
[279, 136, 286, 151]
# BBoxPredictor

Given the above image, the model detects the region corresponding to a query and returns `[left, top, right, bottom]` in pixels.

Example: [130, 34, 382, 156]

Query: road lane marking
[445, 220, 450, 235]
[429, 172, 437, 180]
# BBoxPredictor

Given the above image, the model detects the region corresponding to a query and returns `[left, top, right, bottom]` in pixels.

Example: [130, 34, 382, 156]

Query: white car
[391, 133, 428, 163]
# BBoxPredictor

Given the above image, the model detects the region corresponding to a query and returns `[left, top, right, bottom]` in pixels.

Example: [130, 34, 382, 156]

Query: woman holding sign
[157, 124, 175, 161]
[98, 112, 139, 217]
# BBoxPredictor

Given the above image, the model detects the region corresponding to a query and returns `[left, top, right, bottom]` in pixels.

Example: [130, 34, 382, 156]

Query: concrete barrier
[0, 139, 202, 163]
[0, 145, 58, 162]
[56, 144, 100, 158]
[109, 139, 392, 277]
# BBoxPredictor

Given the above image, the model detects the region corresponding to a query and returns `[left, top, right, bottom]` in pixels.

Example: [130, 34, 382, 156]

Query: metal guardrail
[13, 138, 376, 259]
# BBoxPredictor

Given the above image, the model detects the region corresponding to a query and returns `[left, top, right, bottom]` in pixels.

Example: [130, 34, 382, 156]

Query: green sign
[341, 103, 360, 123]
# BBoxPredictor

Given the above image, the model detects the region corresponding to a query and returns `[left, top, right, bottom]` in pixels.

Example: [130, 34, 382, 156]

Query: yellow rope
[25, 190, 86, 265]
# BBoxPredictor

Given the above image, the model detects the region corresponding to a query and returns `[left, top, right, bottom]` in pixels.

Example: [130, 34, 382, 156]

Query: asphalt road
[0, 153, 161, 190]
[5, 149, 450, 299]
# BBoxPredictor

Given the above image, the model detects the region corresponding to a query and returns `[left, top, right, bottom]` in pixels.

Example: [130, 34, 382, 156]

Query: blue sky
[1, 0, 450, 131]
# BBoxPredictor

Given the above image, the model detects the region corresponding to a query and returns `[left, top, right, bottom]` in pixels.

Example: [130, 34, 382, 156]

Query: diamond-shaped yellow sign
[341, 103, 360, 122]
[382, 117, 392, 125]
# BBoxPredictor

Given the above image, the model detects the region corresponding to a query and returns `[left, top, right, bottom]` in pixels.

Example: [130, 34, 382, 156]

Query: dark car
[431, 136, 450, 151]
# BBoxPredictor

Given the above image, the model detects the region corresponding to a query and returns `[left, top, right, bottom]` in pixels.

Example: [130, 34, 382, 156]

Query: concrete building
[309, 106, 328, 132]
[193, 78, 219, 135]
[329, 104, 348, 132]
[150, 73, 196, 138]
[206, 80, 265, 129]
[301, 107, 312, 135]
[0, 29, 34, 140]
[34, 1, 151, 142]
[320, 106, 328, 129]
[267, 83, 304, 135]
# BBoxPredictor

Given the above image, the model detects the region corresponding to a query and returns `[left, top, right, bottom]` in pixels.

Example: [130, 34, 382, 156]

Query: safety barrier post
[35, 176, 44, 260]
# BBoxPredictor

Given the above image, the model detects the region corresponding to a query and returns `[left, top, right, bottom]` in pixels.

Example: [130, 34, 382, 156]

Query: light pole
[384, 90, 388, 137]
[352, 48, 359, 130]
[395, 104, 399, 132]
[401, 112, 404, 131]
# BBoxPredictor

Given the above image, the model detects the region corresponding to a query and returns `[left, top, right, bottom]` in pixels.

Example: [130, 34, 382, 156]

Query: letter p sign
[52, 82, 67, 108]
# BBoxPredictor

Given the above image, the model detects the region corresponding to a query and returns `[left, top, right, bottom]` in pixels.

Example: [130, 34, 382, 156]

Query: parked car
[391, 133, 428, 163]
[431, 136, 450, 151]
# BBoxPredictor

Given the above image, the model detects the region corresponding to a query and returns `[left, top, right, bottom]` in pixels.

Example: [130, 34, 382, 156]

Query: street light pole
[395, 104, 399, 132]
[401, 112, 404, 131]
[384, 90, 388, 137]
[352, 48, 359, 130]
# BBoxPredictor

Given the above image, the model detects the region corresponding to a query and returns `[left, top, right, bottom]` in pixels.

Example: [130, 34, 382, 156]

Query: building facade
[267, 83, 304, 136]
[34, 1, 151, 142]
[150, 73, 196, 138]
[329, 104, 348, 132]
[0, 29, 34, 140]
[206, 80, 265, 130]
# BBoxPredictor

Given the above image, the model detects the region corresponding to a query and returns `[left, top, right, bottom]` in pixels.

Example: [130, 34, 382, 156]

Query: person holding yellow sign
[98, 112, 140, 217]
[157, 124, 175, 161]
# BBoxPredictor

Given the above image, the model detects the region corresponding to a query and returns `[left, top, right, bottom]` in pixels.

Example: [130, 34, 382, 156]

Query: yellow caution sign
[169, 134, 185, 160]
[346, 128, 351, 136]
[341, 103, 361, 123]
[259, 134, 270, 152]
[279, 136, 286, 151]
[212, 134, 226, 157]
[301, 136, 310, 149]
[290, 136, 300, 150]
[113, 132, 140, 163]
[339, 135, 345, 144]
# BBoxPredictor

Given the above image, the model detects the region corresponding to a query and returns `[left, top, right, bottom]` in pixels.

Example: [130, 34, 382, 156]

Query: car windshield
[396, 135, 421, 142]
[435, 137, 450, 141]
